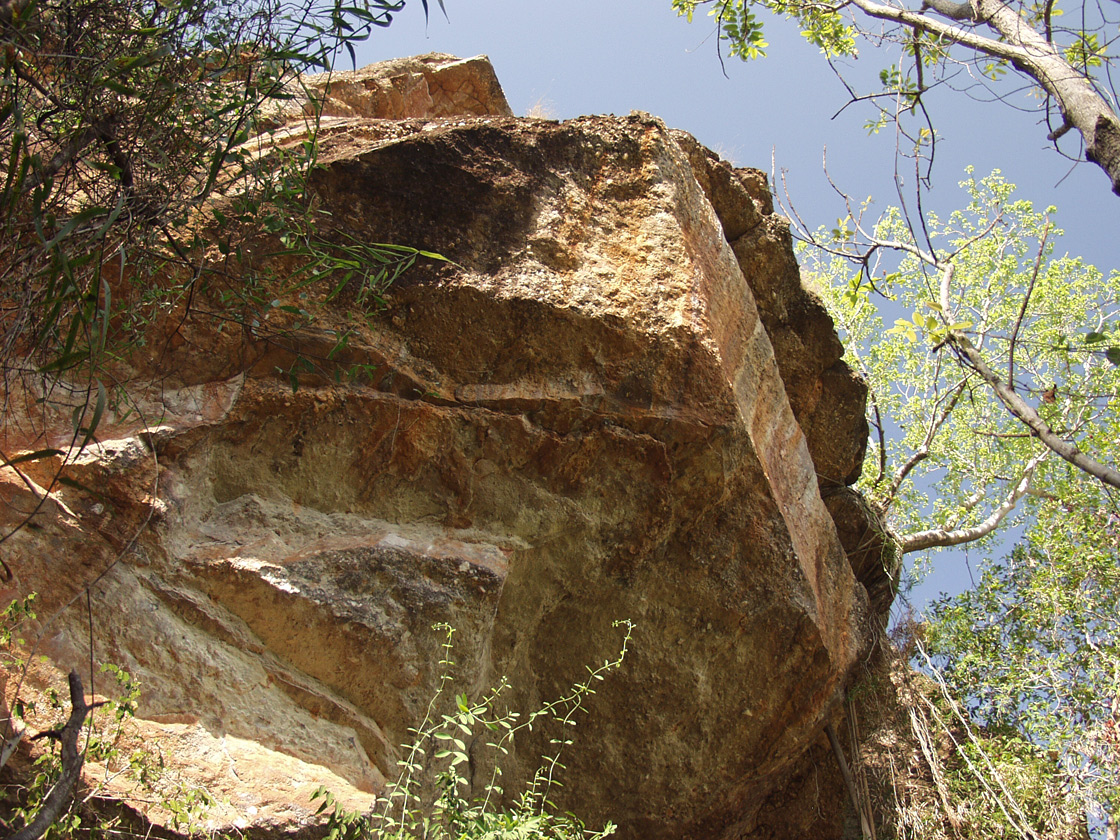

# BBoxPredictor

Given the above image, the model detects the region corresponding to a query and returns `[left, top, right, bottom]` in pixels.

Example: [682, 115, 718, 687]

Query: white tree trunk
[849, 0, 1120, 194]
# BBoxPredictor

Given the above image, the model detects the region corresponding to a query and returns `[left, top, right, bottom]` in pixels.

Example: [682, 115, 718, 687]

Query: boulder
[0, 54, 886, 839]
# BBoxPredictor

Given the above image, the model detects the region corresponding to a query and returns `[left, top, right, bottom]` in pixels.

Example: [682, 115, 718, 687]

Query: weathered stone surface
[822, 486, 898, 623]
[276, 53, 513, 124]
[671, 130, 868, 487]
[0, 55, 886, 839]
[0, 657, 379, 837]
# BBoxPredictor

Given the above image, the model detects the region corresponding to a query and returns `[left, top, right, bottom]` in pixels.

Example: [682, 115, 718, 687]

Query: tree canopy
[672, 0, 1120, 195]
[804, 167, 1120, 836]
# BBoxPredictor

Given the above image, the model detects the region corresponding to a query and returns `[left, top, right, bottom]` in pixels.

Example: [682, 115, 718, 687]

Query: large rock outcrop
[0, 55, 887, 839]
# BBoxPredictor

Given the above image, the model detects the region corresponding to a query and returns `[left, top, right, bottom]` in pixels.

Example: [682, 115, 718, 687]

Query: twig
[879, 376, 967, 516]
[1007, 220, 1050, 388]
[899, 450, 1047, 552]
[950, 336, 1120, 489]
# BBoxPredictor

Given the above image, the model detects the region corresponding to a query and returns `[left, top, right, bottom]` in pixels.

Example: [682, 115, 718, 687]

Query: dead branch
[826, 721, 875, 839]
[6, 671, 103, 840]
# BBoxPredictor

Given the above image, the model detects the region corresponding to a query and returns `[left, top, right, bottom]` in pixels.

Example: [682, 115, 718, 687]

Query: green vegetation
[0, 0, 446, 540]
[2, 605, 630, 838]
[313, 621, 631, 840]
[2, 0, 1118, 833]
[0, 0, 455, 834]
[855, 657, 1090, 839]
[804, 171, 1119, 835]
[0, 594, 218, 837]
[672, 0, 1120, 196]
[806, 170, 1119, 554]
[925, 504, 1120, 834]
[0, 0, 407, 370]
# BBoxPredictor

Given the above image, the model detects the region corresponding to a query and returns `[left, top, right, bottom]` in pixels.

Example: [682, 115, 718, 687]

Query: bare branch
[0, 726, 25, 772]
[917, 236, 1120, 488]
[871, 396, 887, 486]
[825, 722, 875, 839]
[946, 484, 988, 528]
[949, 334, 1120, 488]
[1047, 120, 1073, 141]
[1008, 220, 1051, 388]
[838, 206, 1120, 496]
[7, 671, 103, 840]
[879, 375, 968, 516]
[848, 0, 1120, 194]
[899, 451, 1046, 552]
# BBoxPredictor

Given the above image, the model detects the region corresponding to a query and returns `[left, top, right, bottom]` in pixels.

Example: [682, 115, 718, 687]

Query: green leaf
[38, 350, 89, 374]
[78, 380, 107, 450]
[1, 449, 64, 468]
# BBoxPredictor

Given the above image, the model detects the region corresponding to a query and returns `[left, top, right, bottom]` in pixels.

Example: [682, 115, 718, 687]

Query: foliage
[925, 502, 1120, 833]
[0, 608, 629, 840]
[311, 620, 632, 840]
[0, 0, 448, 545]
[0, 594, 218, 838]
[196, 138, 448, 392]
[671, 0, 1120, 195]
[805, 168, 1120, 555]
[859, 653, 1089, 840]
[0, 0, 406, 367]
[671, 0, 855, 60]
[806, 171, 1120, 835]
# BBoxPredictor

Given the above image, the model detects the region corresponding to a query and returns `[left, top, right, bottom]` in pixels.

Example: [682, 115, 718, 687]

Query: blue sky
[356, 0, 1117, 266]
[351, 1, 1119, 610]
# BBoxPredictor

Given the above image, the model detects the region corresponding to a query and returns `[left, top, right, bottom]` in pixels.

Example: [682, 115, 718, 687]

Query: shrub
[313, 620, 633, 840]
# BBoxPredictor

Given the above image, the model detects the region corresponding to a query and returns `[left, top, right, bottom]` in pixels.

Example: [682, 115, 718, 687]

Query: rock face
[0, 55, 886, 839]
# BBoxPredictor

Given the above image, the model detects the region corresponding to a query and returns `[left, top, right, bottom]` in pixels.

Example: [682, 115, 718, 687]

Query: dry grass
[525, 98, 558, 120]
[846, 642, 1088, 840]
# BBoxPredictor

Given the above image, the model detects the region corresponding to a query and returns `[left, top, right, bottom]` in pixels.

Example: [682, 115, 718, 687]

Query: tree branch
[825, 721, 875, 839]
[879, 376, 967, 516]
[1008, 220, 1050, 388]
[871, 395, 887, 486]
[921, 0, 978, 22]
[929, 251, 1120, 488]
[7, 671, 102, 840]
[899, 451, 1046, 552]
[949, 335, 1120, 488]
[848, 0, 1120, 194]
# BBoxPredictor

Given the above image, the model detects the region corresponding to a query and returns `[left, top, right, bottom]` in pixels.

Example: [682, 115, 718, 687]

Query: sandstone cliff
[0, 54, 890, 839]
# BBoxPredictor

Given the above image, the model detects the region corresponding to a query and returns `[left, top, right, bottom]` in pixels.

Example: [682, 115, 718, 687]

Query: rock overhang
[0, 53, 888, 840]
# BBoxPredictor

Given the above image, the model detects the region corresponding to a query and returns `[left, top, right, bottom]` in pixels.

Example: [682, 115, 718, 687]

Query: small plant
[313, 620, 633, 840]
[0, 593, 217, 838]
[0, 595, 37, 653]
